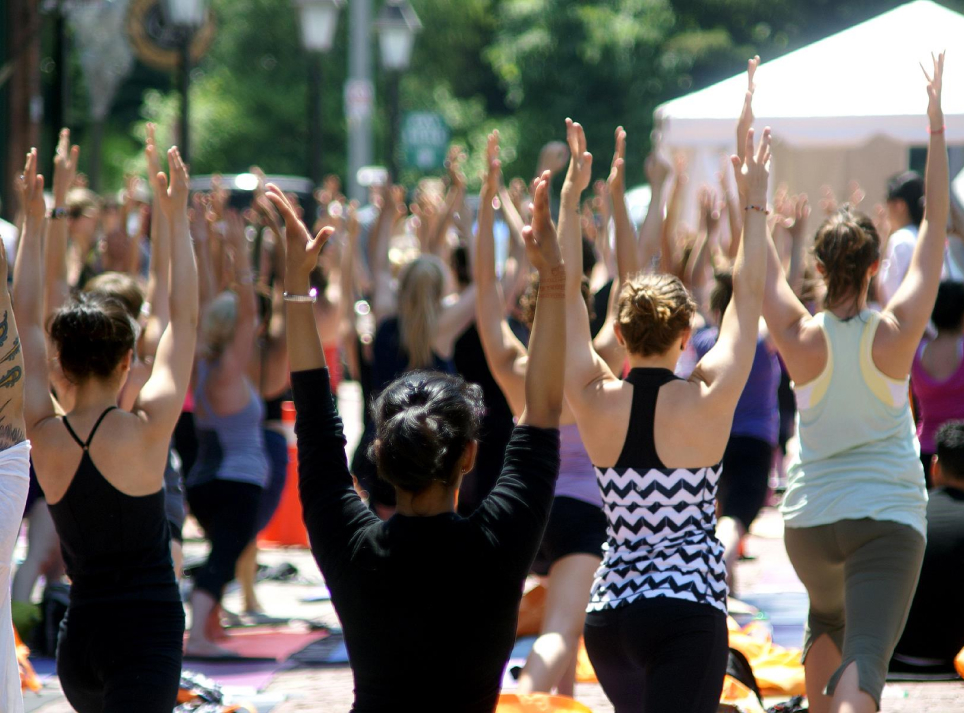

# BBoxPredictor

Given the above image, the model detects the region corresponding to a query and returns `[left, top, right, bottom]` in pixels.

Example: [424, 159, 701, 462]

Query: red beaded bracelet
[745, 205, 770, 215]
[928, 124, 946, 135]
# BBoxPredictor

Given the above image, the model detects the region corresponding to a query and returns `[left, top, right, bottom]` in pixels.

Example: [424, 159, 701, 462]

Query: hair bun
[48, 293, 136, 383]
[617, 274, 695, 357]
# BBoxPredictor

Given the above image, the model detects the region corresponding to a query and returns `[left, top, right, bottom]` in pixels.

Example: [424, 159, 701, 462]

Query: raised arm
[475, 131, 528, 416]
[44, 130, 79, 321]
[267, 184, 376, 575]
[687, 129, 770, 419]
[875, 52, 948, 378]
[214, 210, 259, 378]
[728, 55, 760, 262]
[0, 236, 26, 450]
[12, 150, 55, 432]
[369, 185, 397, 324]
[660, 154, 687, 276]
[141, 123, 171, 361]
[608, 127, 639, 280]
[785, 195, 811, 298]
[560, 121, 621, 410]
[136, 148, 199, 438]
[639, 147, 671, 271]
[518, 171, 565, 428]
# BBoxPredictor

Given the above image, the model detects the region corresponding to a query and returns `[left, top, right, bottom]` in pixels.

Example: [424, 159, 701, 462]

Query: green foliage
[83, 0, 964, 192]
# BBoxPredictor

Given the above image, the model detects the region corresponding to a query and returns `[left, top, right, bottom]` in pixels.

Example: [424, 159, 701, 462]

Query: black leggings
[584, 597, 728, 713]
[187, 479, 261, 601]
[57, 600, 184, 713]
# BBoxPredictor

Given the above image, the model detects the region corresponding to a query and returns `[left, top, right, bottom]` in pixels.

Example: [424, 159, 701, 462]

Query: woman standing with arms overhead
[562, 117, 771, 712]
[0, 175, 30, 713]
[761, 55, 947, 713]
[15, 146, 198, 713]
[267, 169, 565, 712]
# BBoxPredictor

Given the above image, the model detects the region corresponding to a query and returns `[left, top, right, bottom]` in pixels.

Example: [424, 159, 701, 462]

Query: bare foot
[184, 638, 239, 659]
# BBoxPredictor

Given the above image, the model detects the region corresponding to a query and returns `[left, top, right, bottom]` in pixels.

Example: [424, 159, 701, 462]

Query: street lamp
[294, 0, 343, 187]
[375, 0, 421, 180]
[163, 0, 208, 164]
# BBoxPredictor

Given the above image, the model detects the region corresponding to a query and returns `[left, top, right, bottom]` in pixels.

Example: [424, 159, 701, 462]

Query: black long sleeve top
[291, 368, 560, 712]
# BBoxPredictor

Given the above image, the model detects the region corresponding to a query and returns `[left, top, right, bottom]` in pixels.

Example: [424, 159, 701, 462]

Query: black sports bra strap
[85, 407, 118, 449]
[61, 417, 86, 449]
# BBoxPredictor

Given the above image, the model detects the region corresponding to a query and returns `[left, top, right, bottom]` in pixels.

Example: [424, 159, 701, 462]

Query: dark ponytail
[813, 207, 880, 316]
[48, 293, 137, 383]
[369, 371, 484, 494]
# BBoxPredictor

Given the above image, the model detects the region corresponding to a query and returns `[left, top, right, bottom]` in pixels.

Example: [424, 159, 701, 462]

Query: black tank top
[613, 368, 679, 469]
[47, 407, 180, 604]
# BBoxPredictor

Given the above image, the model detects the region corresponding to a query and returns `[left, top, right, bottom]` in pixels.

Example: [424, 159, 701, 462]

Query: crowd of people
[0, 50, 961, 713]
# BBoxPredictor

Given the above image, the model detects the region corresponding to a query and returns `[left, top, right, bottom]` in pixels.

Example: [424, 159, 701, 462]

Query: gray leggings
[784, 518, 924, 709]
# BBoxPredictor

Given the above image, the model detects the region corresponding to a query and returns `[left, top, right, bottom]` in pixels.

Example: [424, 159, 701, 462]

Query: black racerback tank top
[613, 368, 679, 469]
[47, 407, 180, 604]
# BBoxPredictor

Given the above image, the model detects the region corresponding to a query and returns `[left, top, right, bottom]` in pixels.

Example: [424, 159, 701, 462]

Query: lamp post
[294, 0, 343, 187]
[163, 0, 208, 164]
[375, 0, 421, 181]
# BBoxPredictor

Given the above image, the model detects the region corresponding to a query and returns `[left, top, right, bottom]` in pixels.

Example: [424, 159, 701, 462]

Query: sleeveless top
[188, 360, 269, 489]
[782, 310, 927, 536]
[589, 368, 727, 614]
[911, 337, 964, 454]
[47, 408, 179, 604]
[372, 317, 455, 393]
[556, 423, 603, 507]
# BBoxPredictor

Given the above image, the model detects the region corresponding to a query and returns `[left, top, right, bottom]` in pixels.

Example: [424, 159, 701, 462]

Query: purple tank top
[555, 423, 602, 507]
[911, 338, 964, 453]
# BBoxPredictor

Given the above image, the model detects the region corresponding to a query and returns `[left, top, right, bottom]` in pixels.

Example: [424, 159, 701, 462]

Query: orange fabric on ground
[15, 626, 39, 694]
[496, 692, 593, 712]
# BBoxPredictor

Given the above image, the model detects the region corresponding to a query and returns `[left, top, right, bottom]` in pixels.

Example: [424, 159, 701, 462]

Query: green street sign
[402, 112, 450, 171]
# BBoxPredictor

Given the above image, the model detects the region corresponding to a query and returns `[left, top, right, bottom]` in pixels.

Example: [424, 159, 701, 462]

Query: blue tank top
[187, 360, 269, 489]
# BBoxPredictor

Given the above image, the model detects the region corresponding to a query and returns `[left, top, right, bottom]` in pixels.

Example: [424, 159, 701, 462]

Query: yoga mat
[740, 592, 808, 650]
[287, 632, 350, 666]
[22, 688, 65, 713]
[301, 586, 331, 603]
[184, 625, 329, 663]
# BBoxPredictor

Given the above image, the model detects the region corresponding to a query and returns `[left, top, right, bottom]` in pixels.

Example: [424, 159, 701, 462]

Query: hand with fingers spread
[53, 130, 80, 206]
[922, 50, 945, 131]
[731, 127, 772, 210]
[736, 56, 760, 172]
[608, 127, 627, 197]
[266, 184, 334, 294]
[156, 147, 190, 220]
[788, 194, 811, 243]
[563, 119, 593, 204]
[523, 171, 563, 276]
[481, 130, 502, 202]
[18, 149, 46, 228]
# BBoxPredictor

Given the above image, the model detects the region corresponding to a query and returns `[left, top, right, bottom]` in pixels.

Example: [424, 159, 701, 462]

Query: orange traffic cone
[258, 402, 310, 548]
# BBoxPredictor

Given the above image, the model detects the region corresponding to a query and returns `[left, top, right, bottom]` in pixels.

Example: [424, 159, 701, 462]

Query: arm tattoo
[0, 400, 25, 451]
[0, 311, 8, 348]
[0, 366, 22, 389]
[0, 338, 21, 363]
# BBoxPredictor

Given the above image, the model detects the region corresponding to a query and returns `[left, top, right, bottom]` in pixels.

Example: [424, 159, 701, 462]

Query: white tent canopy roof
[655, 0, 964, 148]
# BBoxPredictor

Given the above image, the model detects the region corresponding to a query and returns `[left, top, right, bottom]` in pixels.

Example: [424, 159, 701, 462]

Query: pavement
[20, 382, 964, 712]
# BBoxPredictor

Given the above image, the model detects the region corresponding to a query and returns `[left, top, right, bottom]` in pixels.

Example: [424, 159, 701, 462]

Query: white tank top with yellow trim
[781, 310, 927, 536]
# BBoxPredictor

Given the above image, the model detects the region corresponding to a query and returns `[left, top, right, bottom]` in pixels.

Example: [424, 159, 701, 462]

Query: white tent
[654, 0, 964, 219]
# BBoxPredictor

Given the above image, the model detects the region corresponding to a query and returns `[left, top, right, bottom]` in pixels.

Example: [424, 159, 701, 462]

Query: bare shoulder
[572, 377, 633, 467]
[654, 380, 732, 468]
[773, 313, 827, 385]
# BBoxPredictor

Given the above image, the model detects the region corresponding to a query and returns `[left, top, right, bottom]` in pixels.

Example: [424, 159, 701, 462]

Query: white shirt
[878, 225, 919, 307]
[0, 220, 17, 274]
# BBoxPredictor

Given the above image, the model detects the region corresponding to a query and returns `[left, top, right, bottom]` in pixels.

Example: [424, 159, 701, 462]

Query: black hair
[48, 292, 137, 383]
[369, 371, 484, 494]
[931, 281, 964, 332]
[710, 269, 734, 318]
[582, 237, 597, 279]
[935, 421, 964, 481]
[451, 242, 471, 289]
[886, 171, 925, 227]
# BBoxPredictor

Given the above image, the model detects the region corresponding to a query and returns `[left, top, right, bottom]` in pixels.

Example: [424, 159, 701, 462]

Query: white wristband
[284, 288, 318, 303]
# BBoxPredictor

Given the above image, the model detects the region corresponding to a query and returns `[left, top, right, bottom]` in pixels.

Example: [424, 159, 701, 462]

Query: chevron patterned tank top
[588, 368, 727, 614]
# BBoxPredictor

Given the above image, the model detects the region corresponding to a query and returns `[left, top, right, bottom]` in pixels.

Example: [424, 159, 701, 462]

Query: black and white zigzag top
[588, 368, 728, 614]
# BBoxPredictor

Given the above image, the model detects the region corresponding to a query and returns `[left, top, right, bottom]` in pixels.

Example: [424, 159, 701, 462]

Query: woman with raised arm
[351, 182, 478, 517]
[760, 55, 947, 713]
[14, 146, 198, 713]
[0, 180, 31, 713]
[268, 171, 564, 712]
[562, 119, 770, 712]
[184, 208, 269, 657]
[475, 131, 614, 696]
